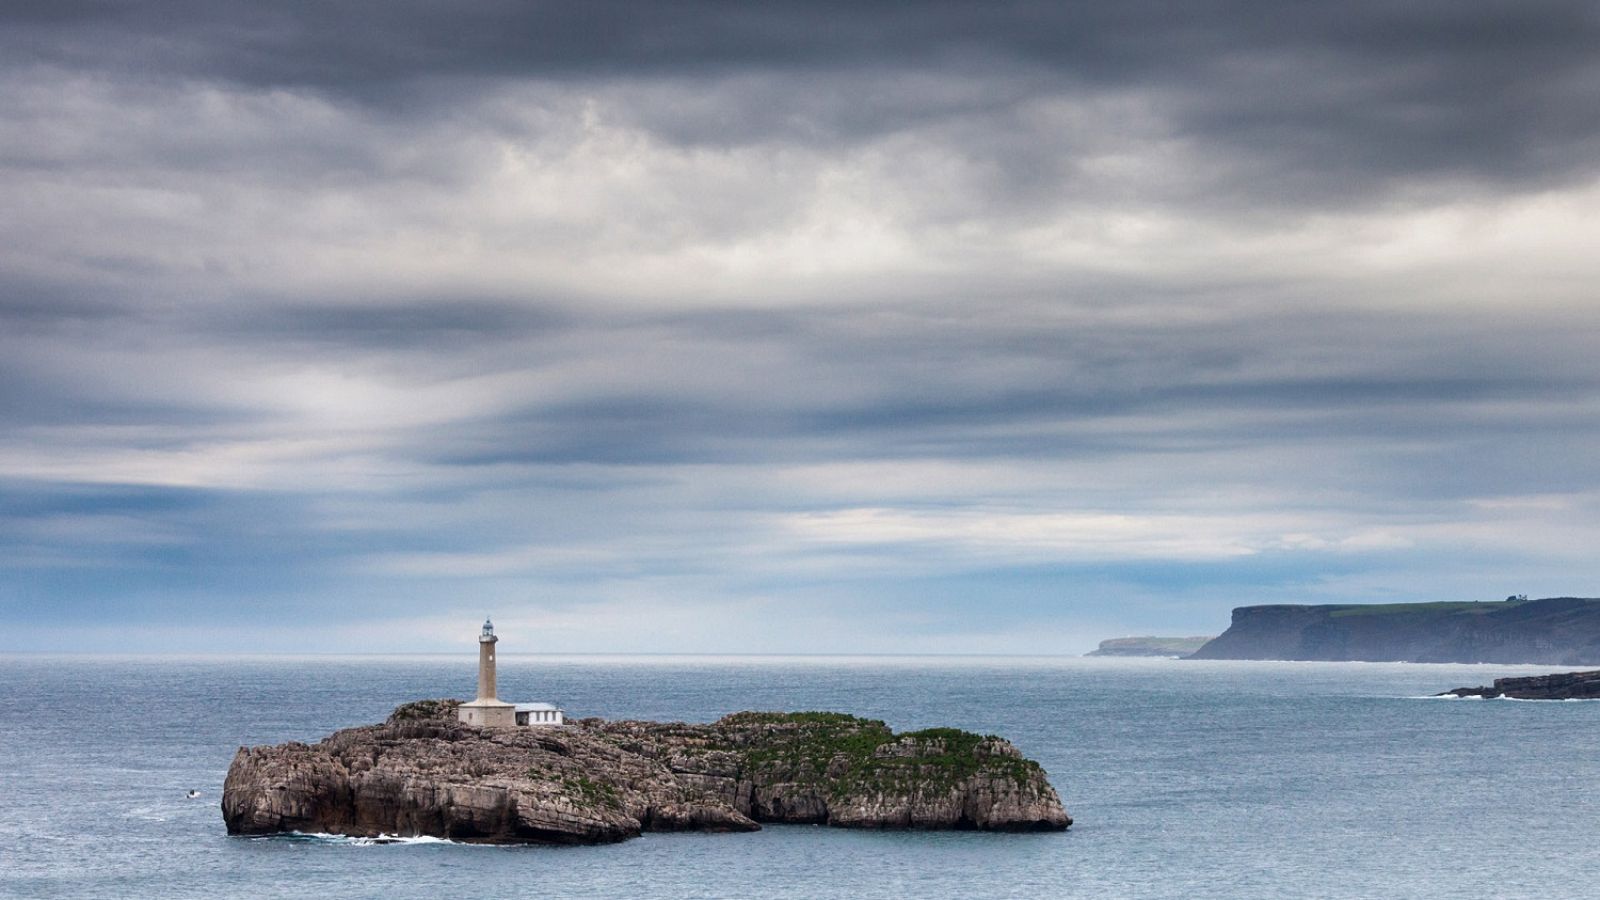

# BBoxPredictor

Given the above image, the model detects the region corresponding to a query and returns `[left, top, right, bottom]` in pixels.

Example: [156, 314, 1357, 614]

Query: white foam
[1408, 693, 1600, 702]
[280, 831, 475, 846]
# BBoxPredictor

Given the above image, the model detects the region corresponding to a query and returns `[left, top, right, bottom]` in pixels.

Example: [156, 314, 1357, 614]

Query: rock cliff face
[1440, 669, 1600, 700]
[222, 703, 1070, 844]
[1189, 597, 1600, 664]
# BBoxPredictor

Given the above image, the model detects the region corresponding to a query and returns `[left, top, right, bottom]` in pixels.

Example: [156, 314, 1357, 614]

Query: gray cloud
[6, 1, 1597, 203]
[5, 2, 1600, 651]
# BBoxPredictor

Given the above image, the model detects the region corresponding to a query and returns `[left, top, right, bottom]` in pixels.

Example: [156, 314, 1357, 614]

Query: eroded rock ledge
[1439, 669, 1600, 700]
[222, 700, 1071, 844]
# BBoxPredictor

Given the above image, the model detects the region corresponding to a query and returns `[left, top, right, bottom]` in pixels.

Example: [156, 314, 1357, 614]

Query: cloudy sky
[4, 1, 1600, 653]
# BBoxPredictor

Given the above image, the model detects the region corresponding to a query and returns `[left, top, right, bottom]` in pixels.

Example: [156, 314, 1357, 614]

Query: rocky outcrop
[1086, 636, 1213, 657]
[1189, 597, 1600, 664]
[1439, 669, 1600, 700]
[222, 703, 1070, 844]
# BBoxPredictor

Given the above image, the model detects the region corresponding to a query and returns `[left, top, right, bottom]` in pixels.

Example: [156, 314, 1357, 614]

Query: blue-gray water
[2, 655, 1596, 898]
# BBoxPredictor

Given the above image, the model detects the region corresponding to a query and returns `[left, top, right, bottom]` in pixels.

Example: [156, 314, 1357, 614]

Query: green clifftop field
[1086, 636, 1214, 657]
[1190, 596, 1600, 664]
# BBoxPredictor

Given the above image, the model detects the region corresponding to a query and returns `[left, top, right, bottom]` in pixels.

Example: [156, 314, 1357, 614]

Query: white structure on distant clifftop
[457, 618, 565, 727]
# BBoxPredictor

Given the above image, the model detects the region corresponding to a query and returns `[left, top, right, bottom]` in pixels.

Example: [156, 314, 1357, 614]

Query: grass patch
[717, 713, 1044, 798]
[1326, 600, 1520, 618]
[388, 699, 461, 722]
[564, 774, 621, 808]
[721, 711, 885, 728]
[528, 768, 623, 809]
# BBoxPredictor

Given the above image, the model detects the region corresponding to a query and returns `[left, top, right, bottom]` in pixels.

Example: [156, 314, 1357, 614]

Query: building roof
[514, 702, 561, 712]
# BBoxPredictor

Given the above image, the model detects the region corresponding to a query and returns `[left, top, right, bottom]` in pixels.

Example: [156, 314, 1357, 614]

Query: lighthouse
[455, 618, 565, 727]
[456, 618, 516, 727]
[476, 617, 499, 701]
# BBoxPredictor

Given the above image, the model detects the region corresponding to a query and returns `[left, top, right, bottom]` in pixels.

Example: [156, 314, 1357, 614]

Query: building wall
[458, 704, 515, 727]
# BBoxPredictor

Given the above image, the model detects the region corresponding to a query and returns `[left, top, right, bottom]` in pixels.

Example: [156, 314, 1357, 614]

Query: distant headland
[1086, 636, 1214, 657]
[1190, 596, 1600, 664]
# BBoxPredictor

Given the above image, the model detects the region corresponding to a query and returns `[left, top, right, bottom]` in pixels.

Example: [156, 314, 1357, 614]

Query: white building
[457, 618, 565, 727]
[515, 703, 564, 726]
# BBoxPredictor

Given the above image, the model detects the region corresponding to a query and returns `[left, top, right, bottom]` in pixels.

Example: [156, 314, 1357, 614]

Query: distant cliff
[1190, 597, 1600, 664]
[222, 702, 1070, 844]
[1087, 636, 1213, 657]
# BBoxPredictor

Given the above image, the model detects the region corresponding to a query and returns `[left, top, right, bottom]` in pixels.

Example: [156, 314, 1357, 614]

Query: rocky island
[1439, 669, 1600, 700]
[1086, 636, 1213, 657]
[1188, 596, 1600, 664]
[222, 700, 1071, 844]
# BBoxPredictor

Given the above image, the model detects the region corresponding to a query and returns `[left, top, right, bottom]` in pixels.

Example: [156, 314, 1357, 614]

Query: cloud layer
[4, 1, 1600, 652]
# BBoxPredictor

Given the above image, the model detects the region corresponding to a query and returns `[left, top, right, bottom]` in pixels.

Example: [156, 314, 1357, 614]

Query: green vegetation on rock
[565, 774, 622, 808]
[1324, 600, 1515, 618]
[708, 711, 1042, 799]
[721, 711, 881, 727]
[387, 698, 461, 722]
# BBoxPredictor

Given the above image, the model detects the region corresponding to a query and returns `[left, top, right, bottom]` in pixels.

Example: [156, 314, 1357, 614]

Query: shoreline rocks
[222, 702, 1070, 844]
[1439, 669, 1600, 700]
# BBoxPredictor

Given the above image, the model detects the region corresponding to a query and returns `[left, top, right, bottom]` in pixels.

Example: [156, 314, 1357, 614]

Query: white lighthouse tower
[457, 618, 516, 727]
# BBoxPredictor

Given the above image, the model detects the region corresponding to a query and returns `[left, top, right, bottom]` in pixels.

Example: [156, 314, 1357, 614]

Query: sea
[2, 654, 1597, 899]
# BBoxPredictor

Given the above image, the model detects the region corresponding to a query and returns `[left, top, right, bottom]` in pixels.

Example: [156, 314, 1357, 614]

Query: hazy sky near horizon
[5, 1, 1600, 653]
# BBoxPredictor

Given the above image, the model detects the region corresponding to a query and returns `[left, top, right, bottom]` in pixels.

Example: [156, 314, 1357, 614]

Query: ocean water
[1, 654, 1597, 899]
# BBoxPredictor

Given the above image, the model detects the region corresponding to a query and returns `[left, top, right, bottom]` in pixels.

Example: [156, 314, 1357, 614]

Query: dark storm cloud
[7, 1, 1589, 89]
[6, 1, 1598, 201]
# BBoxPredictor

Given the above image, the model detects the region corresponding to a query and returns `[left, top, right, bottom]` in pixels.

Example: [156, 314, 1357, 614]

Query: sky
[4, 1, 1600, 654]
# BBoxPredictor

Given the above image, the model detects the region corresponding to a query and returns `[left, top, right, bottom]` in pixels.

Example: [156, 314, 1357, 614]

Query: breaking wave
[275, 831, 471, 846]
[1410, 693, 1600, 702]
